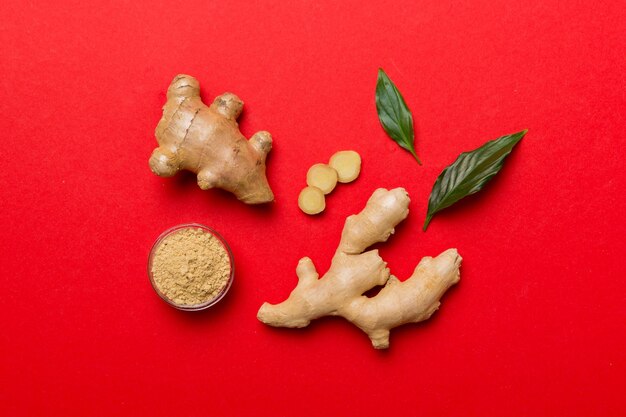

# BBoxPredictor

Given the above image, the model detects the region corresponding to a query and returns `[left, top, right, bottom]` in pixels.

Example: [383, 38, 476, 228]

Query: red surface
[1, 1, 625, 415]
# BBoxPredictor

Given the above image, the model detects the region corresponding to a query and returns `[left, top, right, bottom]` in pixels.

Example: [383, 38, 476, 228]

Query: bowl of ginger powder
[148, 223, 234, 311]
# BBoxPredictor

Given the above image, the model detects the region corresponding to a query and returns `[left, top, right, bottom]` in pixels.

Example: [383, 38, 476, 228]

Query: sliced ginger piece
[329, 150, 361, 183]
[298, 186, 326, 215]
[306, 164, 338, 194]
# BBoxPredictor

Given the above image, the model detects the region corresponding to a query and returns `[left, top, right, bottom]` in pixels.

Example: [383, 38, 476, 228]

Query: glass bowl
[148, 223, 234, 311]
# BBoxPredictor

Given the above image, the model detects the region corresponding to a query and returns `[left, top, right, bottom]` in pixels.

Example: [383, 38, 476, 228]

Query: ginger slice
[329, 150, 361, 183]
[306, 164, 338, 194]
[298, 186, 326, 215]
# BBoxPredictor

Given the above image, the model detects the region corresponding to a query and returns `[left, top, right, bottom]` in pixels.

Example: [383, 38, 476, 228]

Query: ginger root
[150, 74, 274, 204]
[258, 187, 461, 349]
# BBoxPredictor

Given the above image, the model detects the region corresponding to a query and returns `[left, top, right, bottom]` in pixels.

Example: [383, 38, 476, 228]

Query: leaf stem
[422, 214, 433, 231]
[410, 149, 423, 165]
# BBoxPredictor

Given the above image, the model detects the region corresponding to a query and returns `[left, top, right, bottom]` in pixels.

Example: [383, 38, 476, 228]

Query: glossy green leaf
[375, 68, 422, 165]
[423, 130, 527, 231]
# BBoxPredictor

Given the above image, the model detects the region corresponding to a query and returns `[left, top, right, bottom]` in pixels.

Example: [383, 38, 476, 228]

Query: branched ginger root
[150, 74, 274, 204]
[258, 187, 461, 349]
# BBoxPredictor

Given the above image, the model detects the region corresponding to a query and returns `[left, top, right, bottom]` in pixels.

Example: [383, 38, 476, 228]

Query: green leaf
[423, 130, 528, 231]
[375, 68, 422, 165]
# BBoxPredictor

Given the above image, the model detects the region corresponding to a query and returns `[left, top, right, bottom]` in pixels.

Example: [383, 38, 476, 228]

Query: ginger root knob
[150, 74, 274, 204]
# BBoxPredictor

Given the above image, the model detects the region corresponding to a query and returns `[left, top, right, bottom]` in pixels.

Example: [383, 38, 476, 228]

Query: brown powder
[151, 228, 231, 306]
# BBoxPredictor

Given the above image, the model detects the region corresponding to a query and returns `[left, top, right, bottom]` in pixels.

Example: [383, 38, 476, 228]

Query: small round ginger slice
[329, 150, 361, 183]
[298, 186, 326, 215]
[306, 164, 338, 194]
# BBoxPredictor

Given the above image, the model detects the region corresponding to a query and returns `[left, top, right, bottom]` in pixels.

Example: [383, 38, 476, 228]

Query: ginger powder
[150, 226, 232, 309]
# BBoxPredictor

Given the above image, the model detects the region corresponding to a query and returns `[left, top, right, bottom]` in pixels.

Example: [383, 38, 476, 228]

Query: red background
[1, 0, 624, 415]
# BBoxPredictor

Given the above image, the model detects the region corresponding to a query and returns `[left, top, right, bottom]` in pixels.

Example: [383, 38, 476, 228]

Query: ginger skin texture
[150, 74, 274, 204]
[258, 188, 462, 349]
